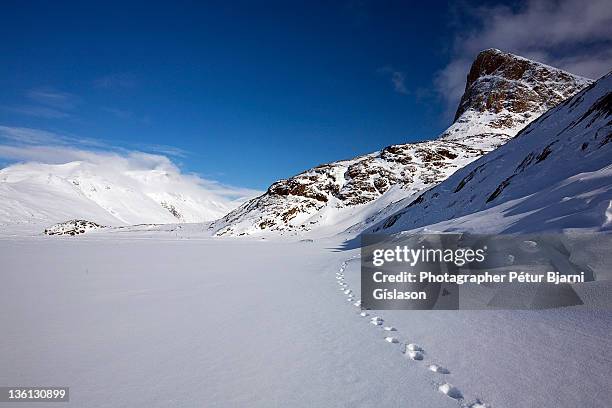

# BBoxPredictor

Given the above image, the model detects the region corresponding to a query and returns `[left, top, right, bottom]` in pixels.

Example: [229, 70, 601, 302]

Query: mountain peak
[441, 49, 591, 145]
[453, 49, 590, 122]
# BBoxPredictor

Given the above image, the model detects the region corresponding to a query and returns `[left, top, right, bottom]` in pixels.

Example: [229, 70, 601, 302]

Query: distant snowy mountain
[211, 49, 591, 236]
[0, 159, 248, 228]
[365, 72, 611, 235]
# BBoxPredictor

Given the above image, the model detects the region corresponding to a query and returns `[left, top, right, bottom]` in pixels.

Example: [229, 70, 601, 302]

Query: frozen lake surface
[1, 233, 611, 407]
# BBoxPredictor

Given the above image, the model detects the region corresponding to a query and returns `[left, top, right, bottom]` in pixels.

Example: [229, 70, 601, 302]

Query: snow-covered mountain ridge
[211, 49, 591, 236]
[0, 159, 247, 228]
[366, 71, 611, 235]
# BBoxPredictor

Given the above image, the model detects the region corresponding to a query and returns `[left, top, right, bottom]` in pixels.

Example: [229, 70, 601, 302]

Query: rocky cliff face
[442, 48, 590, 146]
[211, 50, 591, 236]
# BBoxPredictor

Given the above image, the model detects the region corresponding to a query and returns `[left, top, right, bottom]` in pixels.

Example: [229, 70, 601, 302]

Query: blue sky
[1, 0, 610, 190]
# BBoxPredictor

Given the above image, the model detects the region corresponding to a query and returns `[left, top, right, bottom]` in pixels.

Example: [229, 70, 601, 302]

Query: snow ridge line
[335, 257, 490, 408]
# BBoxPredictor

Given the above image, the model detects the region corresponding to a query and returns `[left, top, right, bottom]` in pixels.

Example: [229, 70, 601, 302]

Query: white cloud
[0, 125, 261, 205]
[378, 67, 409, 95]
[437, 0, 612, 117]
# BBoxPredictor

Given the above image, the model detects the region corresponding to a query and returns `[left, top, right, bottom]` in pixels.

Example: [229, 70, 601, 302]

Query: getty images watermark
[361, 233, 609, 310]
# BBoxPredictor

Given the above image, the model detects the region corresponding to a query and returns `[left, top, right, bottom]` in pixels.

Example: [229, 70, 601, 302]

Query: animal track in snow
[333, 257, 488, 407]
[428, 364, 450, 374]
[405, 344, 424, 360]
[406, 343, 423, 352]
[438, 383, 463, 400]
[407, 350, 424, 360]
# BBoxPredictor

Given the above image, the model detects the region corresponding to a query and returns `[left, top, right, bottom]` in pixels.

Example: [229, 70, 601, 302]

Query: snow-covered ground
[1, 230, 611, 408]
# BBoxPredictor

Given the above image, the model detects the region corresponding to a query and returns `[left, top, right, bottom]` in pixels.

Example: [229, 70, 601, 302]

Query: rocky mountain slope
[0, 160, 246, 228]
[441, 48, 590, 146]
[211, 49, 591, 236]
[365, 71, 611, 236]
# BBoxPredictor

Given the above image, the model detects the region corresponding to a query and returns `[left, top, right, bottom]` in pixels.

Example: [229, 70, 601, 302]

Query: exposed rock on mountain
[442, 49, 590, 147]
[367, 72, 611, 235]
[44, 220, 106, 236]
[213, 141, 485, 236]
[211, 49, 591, 236]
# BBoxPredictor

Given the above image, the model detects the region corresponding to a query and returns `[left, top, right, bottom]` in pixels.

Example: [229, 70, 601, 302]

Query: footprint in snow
[428, 364, 450, 374]
[360, 311, 369, 317]
[438, 383, 462, 400]
[405, 344, 424, 360]
[406, 343, 422, 351]
[407, 350, 424, 360]
[383, 326, 396, 331]
[344, 289, 352, 295]
[370, 317, 383, 325]
[385, 337, 399, 343]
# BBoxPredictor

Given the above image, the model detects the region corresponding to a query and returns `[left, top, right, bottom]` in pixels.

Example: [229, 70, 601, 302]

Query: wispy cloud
[140, 143, 189, 158]
[0, 125, 106, 149]
[3, 88, 79, 119]
[26, 88, 79, 110]
[377, 67, 409, 95]
[437, 0, 612, 117]
[2, 105, 71, 119]
[0, 125, 62, 145]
